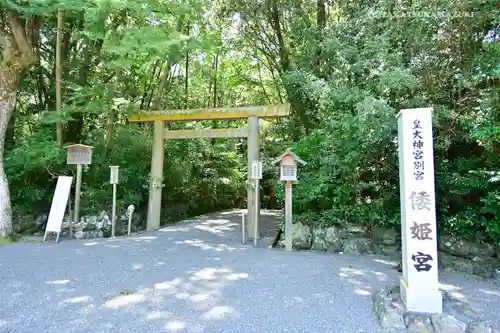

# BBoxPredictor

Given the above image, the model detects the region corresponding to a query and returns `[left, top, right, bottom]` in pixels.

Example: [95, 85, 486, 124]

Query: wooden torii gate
[127, 104, 290, 240]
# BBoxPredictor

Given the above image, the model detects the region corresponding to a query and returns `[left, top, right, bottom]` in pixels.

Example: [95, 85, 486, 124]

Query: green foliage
[271, 0, 500, 242]
[0, 236, 16, 245]
[2, 0, 499, 245]
[5, 125, 246, 229]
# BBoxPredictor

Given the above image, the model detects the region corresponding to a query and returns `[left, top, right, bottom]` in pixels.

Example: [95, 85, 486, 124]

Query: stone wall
[275, 222, 500, 279]
[32, 211, 145, 239]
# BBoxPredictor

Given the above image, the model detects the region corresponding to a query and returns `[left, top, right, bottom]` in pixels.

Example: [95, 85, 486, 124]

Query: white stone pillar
[397, 107, 442, 314]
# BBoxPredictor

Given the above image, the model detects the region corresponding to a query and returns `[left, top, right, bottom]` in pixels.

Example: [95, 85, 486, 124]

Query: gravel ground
[1, 210, 499, 333]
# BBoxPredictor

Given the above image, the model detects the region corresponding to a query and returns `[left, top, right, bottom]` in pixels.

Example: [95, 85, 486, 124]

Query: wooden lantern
[273, 148, 306, 182]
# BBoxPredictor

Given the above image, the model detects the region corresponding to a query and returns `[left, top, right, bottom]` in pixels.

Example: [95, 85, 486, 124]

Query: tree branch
[6, 11, 31, 57]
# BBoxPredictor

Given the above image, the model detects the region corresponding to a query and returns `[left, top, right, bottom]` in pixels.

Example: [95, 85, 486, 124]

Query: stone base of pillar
[400, 278, 442, 314]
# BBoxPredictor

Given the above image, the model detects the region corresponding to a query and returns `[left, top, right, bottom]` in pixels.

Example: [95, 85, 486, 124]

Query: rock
[311, 226, 342, 252]
[439, 252, 475, 274]
[371, 228, 399, 246]
[466, 320, 498, 333]
[407, 321, 433, 333]
[442, 290, 480, 322]
[342, 224, 367, 237]
[431, 314, 466, 333]
[81, 215, 98, 231]
[403, 313, 433, 332]
[440, 252, 500, 279]
[342, 237, 371, 254]
[311, 228, 327, 251]
[74, 230, 85, 239]
[371, 286, 406, 330]
[372, 243, 401, 259]
[439, 236, 496, 259]
[496, 247, 500, 260]
[292, 223, 312, 250]
[98, 211, 111, 229]
[35, 214, 48, 227]
[372, 284, 495, 333]
[471, 257, 500, 279]
[96, 211, 111, 230]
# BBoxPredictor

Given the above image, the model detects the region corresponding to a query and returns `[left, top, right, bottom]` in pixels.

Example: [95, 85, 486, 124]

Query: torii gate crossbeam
[127, 103, 290, 242]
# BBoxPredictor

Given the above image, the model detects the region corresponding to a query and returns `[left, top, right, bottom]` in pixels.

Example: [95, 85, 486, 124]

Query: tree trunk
[55, 9, 64, 144]
[0, 71, 19, 236]
[184, 25, 190, 109]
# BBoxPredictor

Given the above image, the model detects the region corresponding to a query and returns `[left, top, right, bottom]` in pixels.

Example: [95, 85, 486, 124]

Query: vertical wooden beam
[147, 120, 165, 231]
[73, 164, 82, 225]
[111, 183, 117, 237]
[285, 181, 293, 251]
[247, 116, 260, 241]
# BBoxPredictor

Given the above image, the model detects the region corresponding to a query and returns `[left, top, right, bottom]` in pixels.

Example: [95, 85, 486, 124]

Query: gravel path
[1, 210, 499, 333]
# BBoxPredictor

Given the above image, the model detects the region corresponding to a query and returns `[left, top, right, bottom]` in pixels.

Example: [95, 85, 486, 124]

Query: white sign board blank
[251, 161, 263, 180]
[46, 176, 73, 233]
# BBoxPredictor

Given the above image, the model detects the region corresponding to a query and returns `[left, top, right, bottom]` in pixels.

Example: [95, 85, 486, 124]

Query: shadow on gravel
[1, 210, 499, 332]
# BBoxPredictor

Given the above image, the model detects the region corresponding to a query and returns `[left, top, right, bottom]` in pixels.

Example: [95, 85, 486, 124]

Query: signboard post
[109, 166, 119, 238]
[44, 176, 73, 242]
[64, 144, 94, 231]
[251, 160, 262, 246]
[397, 107, 442, 314]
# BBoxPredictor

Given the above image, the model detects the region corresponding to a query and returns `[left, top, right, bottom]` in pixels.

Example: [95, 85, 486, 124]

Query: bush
[5, 124, 247, 231]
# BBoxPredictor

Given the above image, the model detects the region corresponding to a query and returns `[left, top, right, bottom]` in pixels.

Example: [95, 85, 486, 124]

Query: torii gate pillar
[247, 116, 260, 241]
[147, 120, 165, 231]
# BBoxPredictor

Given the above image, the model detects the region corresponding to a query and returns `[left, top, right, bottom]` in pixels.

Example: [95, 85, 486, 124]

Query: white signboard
[397, 107, 442, 313]
[44, 176, 73, 242]
[110, 165, 119, 184]
[251, 161, 262, 180]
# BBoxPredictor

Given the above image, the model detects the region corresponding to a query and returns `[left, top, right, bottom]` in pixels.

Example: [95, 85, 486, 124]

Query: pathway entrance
[127, 104, 290, 241]
[179, 209, 284, 248]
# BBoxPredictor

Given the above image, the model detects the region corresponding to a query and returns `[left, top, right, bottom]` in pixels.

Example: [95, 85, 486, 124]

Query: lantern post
[64, 144, 94, 238]
[273, 149, 307, 251]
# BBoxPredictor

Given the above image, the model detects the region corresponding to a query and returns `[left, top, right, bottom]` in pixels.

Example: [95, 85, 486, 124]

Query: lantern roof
[272, 148, 307, 165]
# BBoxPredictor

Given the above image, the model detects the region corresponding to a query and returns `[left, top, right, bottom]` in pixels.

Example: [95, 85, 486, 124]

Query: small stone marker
[127, 205, 135, 236]
[273, 149, 307, 252]
[397, 107, 442, 313]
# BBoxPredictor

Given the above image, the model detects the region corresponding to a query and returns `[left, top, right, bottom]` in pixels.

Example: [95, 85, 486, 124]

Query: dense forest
[0, 0, 498, 243]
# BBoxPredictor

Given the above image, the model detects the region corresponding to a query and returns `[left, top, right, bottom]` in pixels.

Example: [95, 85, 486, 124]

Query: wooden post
[285, 181, 293, 251]
[147, 120, 165, 231]
[241, 211, 246, 244]
[111, 183, 117, 237]
[247, 116, 260, 242]
[73, 164, 83, 225]
[67, 192, 72, 239]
